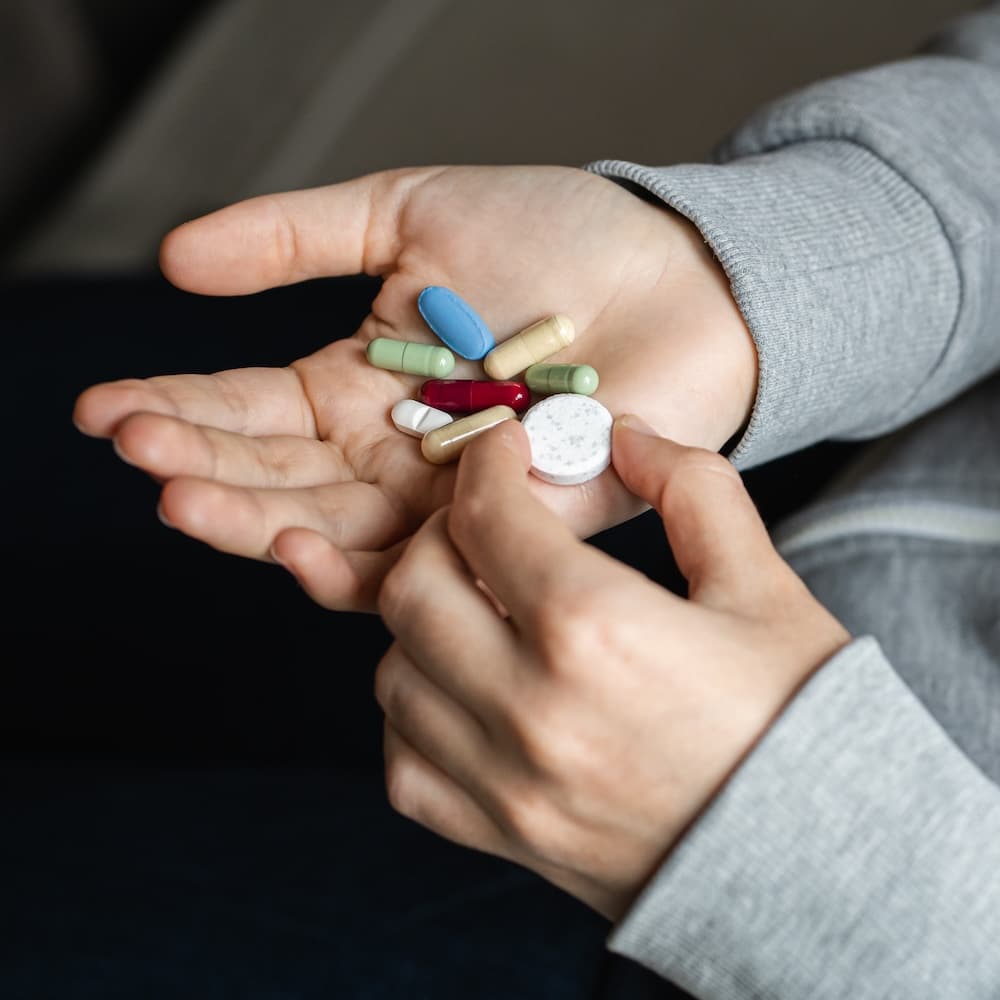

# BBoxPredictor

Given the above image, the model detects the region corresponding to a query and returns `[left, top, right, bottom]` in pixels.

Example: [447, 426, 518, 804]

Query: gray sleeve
[608, 637, 1000, 999]
[586, 1, 1000, 470]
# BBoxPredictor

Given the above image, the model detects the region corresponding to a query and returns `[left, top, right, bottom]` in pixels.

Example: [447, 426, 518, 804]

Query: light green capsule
[524, 363, 599, 396]
[366, 338, 455, 377]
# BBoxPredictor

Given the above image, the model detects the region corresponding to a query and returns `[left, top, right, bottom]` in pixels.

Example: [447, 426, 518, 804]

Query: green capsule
[366, 338, 455, 377]
[524, 362, 599, 396]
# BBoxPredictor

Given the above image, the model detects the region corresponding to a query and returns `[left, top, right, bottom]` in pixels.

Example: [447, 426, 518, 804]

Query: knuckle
[675, 448, 740, 488]
[378, 512, 451, 627]
[376, 560, 411, 626]
[532, 586, 606, 673]
[660, 448, 745, 517]
[493, 784, 555, 851]
[494, 784, 576, 867]
[373, 655, 417, 734]
[447, 485, 493, 547]
[506, 707, 556, 773]
[265, 196, 304, 282]
[503, 690, 582, 783]
[383, 756, 419, 819]
[372, 659, 395, 716]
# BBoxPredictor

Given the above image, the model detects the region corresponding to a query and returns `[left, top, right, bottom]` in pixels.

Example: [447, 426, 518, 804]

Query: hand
[72, 164, 758, 612]
[370, 415, 850, 921]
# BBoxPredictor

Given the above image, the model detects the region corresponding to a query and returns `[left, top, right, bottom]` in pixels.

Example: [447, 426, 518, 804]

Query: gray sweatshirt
[585, 2, 1000, 996]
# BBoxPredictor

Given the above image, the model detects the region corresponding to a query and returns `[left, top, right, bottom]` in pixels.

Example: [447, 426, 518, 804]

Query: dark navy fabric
[4, 761, 658, 999]
[2, 272, 703, 999]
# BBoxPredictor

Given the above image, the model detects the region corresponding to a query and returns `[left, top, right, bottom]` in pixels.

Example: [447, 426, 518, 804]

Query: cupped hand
[72, 164, 758, 611]
[369, 416, 850, 921]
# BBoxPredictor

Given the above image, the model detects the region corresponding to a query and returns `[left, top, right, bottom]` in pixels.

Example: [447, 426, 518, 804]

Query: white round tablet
[520, 393, 613, 486]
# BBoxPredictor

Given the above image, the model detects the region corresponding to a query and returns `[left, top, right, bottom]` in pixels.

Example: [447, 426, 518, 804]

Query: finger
[158, 168, 440, 295]
[73, 366, 317, 440]
[382, 721, 510, 860]
[376, 642, 496, 793]
[270, 527, 402, 613]
[158, 476, 410, 560]
[445, 421, 600, 629]
[377, 509, 522, 719]
[611, 414, 783, 601]
[111, 412, 352, 488]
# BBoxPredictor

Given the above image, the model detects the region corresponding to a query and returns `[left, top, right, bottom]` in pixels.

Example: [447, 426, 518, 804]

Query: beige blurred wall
[6, 0, 980, 274]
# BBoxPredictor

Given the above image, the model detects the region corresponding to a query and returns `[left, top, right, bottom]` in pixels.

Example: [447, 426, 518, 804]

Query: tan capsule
[483, 314, 575, 380]
[420, 405, 517, 464]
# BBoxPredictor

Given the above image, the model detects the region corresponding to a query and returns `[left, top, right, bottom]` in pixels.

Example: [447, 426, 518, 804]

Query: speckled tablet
[520, 393, 613, 486]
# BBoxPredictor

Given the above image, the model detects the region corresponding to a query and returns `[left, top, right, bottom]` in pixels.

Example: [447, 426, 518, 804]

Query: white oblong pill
[520, 393, 613, 486]
[391, 398, 454, 438]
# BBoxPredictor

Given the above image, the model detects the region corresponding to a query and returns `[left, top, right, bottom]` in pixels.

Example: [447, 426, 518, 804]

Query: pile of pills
[367, 286, 613, 486]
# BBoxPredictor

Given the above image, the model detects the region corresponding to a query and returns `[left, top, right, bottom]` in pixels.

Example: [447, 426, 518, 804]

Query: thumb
[158, 167, 427, 296]
[611, 414, 783, 602]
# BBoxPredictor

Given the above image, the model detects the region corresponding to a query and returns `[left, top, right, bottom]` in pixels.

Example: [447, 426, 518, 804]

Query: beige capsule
[420, 404, 517, 464]
[483, 314, 575, 380]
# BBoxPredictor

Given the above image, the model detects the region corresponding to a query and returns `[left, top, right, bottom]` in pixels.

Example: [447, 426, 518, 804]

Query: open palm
[73, 164, 756, 611]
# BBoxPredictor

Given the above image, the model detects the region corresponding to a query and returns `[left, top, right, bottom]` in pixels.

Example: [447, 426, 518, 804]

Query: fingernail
[156, 504, 175, 529]
[616, 413, 660, 437]
[268, 545, 286, 567]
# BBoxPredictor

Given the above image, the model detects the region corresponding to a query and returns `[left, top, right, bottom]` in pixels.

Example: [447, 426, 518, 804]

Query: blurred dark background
[1, 0, 980, 277]
[1, 1, 208, 262]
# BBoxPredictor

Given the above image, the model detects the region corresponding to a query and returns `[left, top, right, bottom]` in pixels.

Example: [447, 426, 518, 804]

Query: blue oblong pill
[417, 286, 496, 361]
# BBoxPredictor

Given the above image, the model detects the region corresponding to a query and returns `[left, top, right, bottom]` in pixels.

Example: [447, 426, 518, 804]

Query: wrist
[645, 207, 759, 452]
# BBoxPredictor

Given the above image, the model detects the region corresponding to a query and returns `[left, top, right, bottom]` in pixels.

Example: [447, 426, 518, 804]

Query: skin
[72, 164, 758, 611]
[71, 162, 850, 924]
[372, 416, 851, 922]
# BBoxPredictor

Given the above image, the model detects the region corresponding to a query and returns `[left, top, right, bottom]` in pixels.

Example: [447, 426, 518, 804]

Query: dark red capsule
[418, 379, 530, 414]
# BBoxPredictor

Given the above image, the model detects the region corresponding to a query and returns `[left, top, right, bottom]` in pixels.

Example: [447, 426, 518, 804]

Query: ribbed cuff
[585, 143, 958, 470]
